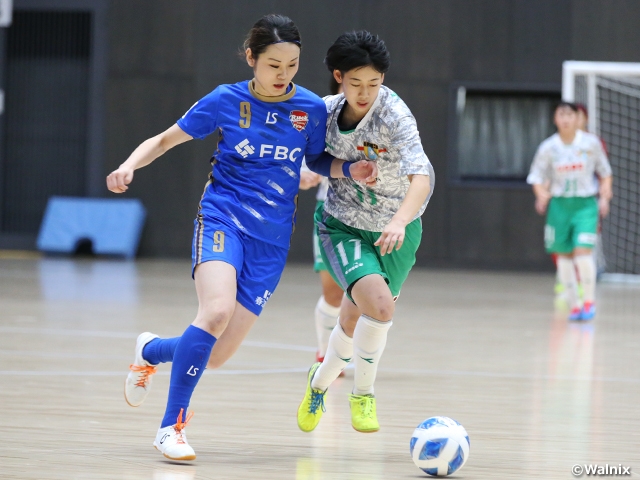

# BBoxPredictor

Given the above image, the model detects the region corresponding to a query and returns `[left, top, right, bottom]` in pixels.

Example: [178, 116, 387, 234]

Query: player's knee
[195, 305, 234, 334]
[368, 299, 395, 322]
[339, 315, 358, 337]
[324, 285, 343, 307]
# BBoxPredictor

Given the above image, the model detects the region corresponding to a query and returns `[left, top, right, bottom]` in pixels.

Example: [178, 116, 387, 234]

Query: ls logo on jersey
[357, 141, 387, 160]
[289, 110, 309, 131]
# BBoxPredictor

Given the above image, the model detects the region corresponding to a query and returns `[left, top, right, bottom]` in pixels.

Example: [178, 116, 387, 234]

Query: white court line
[0, 326, 137, 339]
[0, 326, 316, 352]
[0, 367, 309, 376]
[242, 340, 315, 352]
[0, 366, 636, 382]
[0, 350, 129, 359]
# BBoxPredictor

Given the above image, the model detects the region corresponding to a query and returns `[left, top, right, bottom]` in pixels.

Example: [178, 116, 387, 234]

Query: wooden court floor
[1, 257, 639, 479]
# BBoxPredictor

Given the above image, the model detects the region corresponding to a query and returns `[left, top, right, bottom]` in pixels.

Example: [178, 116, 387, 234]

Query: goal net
[562, 61, 640, 280]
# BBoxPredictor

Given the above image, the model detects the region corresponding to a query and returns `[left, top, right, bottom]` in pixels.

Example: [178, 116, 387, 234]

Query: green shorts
[313, 201, 327, 272]
[315, 208, 422, 300]
[545, 196, 598, 254]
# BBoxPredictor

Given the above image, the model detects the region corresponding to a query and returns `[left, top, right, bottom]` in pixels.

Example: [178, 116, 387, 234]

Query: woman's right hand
[534, 194, 550, 215]
[106, 165, 135, 193]
[299, 170, 322, 190]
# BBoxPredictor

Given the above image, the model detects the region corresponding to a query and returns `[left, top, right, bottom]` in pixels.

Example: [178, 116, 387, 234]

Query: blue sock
[161, 325, 216, 428]
[143, 337, 180, 364]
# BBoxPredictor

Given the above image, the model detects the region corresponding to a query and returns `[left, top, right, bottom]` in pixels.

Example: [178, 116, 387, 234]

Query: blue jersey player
[107, 14, 376, 461]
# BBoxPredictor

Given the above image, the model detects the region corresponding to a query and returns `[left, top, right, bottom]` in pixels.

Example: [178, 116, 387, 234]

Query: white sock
[311, 321, 353, 391]
[557, 256, 580, 309]
[574, 254, 596, 304]
[352, 315, 392, 396]
[314, 296, 340, 358]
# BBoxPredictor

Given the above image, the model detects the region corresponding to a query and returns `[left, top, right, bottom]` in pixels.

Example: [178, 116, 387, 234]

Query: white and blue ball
[410, 416, 470, 476]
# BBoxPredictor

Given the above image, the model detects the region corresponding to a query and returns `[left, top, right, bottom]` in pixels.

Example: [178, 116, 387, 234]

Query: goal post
[562, 61, 640, 280]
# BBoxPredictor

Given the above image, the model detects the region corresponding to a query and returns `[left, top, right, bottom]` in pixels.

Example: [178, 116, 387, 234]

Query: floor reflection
[152, 467, 196, 480]
[38, 258, 139, 304]
[529, 310, 596, 471]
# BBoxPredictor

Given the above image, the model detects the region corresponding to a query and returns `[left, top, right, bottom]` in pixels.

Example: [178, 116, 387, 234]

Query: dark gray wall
[104, 0, 640, 268]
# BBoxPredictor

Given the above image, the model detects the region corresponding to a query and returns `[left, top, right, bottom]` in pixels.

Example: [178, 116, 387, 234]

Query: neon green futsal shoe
[349, 394, 379, 433]
[297, 362, 326, 432]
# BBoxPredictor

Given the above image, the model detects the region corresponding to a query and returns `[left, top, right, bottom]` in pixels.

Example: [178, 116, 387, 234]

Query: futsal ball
[409, 416, 470, 476]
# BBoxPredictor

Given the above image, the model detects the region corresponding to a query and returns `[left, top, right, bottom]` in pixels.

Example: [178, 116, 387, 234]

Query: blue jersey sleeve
[305, 102, 328, 156]
[177, 87, 221, 140]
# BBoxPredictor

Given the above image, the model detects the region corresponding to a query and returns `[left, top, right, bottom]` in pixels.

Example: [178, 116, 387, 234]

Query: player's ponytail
[242, 14, 301, 60]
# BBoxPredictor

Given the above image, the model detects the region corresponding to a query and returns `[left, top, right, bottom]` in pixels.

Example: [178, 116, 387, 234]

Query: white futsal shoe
[153, 410, 196, 461]
[124, 332, 159, 407]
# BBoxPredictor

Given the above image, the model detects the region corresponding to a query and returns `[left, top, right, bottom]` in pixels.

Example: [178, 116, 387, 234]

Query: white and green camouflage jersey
[323, 85, 434, 232]
[527, 130, 612, 197]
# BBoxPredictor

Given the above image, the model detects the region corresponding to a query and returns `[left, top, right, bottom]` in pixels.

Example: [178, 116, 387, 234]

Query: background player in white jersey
[299, 77, 345, 368]
[298, 31, 434, 434]
[551, 103, 606, 297]
[527, 101, 613, 321]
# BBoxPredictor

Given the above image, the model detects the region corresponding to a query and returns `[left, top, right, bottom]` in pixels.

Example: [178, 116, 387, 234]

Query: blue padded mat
[37, 196, 146, 258]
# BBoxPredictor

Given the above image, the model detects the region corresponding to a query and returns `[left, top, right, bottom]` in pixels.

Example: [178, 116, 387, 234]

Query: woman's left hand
[299, 171, 322, 190]
[349, 160, 378, 186]
[375, 217, 406, 256]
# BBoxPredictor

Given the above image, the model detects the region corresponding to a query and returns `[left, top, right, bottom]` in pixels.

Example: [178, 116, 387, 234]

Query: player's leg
[556, 254, 580, 319]
[142, 336, 181, 365]
[207, 232, 289, 369]
[206, 303, 257, 369]
[546, 198, 580, 318]
[152, 215, 244, 461]
[571, 197, 599, 319]
[301, 273, 392, 435]
[124, 216, 240, 411]
[299, 211, 361, 432]
[154, 260, 236, 461]
[315, 272, 342, 362]
[313, 200, 343, 361]
[311, 294, 360, 389]
[346, 219, 420, 432]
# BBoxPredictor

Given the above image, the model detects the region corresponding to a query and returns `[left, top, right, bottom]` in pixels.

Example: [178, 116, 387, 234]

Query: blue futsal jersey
[177, 80, 327, 248]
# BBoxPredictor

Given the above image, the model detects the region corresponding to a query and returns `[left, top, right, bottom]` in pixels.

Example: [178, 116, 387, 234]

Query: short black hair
[555, 101, 579, 112]
[242, 14, 301, 59]
[324, 31, 390, 74]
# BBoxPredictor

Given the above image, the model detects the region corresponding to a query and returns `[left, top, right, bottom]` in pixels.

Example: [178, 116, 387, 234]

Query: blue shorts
[191, 213, 289, 316]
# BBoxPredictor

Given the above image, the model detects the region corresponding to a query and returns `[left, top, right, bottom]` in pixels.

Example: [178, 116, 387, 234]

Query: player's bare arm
[532, 183, 552, 215]
[598, 175, 613, 217]
[375, 174, 431, 256]
[107, 124, 192, 194]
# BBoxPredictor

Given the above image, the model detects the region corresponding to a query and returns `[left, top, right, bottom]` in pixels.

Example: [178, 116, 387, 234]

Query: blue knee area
[161, 325, 216, 428]
[143, 337, 180, 365]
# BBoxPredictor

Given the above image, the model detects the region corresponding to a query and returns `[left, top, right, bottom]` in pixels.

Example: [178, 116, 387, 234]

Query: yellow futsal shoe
[349, 394, 379, 433]
[297, 362, 327, 432]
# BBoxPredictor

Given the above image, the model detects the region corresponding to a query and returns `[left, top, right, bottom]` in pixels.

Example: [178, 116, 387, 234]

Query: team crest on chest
[357, 141, 387, 160]
[289, 110, 309, 131]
